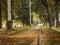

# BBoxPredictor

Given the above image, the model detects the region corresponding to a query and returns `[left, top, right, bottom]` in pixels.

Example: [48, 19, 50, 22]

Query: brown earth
[0, 27, 60, 45]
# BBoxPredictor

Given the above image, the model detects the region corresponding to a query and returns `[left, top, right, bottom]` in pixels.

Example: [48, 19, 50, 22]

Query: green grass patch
[0, 26, 31, 35]
[40, 25, 60, 31]
[40, 26, 51, 29]
[51, 27, 60, 30]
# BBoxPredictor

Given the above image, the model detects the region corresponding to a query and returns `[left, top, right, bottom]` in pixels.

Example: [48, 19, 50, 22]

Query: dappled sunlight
[8, 33, 38, 38]
[0, 27, 60, 45]
[0, 37, 34, 45]
[1, 0, 60, 45]
[0, 27, 39, 45]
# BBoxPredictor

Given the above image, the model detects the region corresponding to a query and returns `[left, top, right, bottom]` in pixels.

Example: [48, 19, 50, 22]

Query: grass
[40, 25, 60, 30]
[51, 27, 60, 31]
[0, 26, 31, 35]
[0, 26, 35, 35]
[40, 26, 51, 29]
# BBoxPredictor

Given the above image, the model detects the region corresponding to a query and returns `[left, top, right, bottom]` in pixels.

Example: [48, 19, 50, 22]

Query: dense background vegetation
[0, 0, 60, 29]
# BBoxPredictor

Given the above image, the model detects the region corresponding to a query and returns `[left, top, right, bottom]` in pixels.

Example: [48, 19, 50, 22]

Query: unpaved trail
[41, 28, 60, 45]
[8, 27, 39, 38]
[0, 27, 60, 45]
[0, 27, 40, 45]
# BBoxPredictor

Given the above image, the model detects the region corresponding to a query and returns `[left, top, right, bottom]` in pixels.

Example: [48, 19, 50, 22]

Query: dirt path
[0, 27, 40, 45]
[0, 27, 60, 45]
[41, 28, 60, 45]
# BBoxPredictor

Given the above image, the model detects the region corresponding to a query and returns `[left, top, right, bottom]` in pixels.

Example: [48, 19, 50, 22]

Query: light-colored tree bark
[29, 0, 32, 26]
[6, 0, 12, 29]
[7, 0, 11, 20]
[55, 0, 59, 27]
[0, 0, 2, 28]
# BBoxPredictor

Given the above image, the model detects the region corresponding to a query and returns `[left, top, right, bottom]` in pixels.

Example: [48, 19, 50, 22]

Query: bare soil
[0, 27, 60, 45]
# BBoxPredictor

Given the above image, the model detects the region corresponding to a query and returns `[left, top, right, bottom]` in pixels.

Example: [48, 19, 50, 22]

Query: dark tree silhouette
[0, 0, 2, 28]
[41, 0, 51, 27]
[55, 0, 59, 27]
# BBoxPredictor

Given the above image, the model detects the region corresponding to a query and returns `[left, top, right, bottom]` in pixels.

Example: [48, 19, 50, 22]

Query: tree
[13, 0, 31, 26]
[0, 0, 2, 28]
[6, 0, 13, 29]
[42, 0, 51, 27]
[55, 0, 59, 27]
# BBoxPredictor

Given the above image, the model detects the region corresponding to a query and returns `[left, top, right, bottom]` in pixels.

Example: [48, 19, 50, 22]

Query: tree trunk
[6, 0, 13, 29]
[0, 1, 2, 28]
[47, 7, 51, 27]
[29, 0, 32, 26]
[40, 0, 52, 27]
[6, 20, 13, 29]
[22, 20, 25, 27]
[55, 0, 59, 27]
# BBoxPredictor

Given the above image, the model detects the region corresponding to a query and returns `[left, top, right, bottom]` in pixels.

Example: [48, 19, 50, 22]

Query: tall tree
[55, 0, 59, 27]
[6, 0, 12, 29]
[40, 0, 51, 27]
[0, 0, 2, 28]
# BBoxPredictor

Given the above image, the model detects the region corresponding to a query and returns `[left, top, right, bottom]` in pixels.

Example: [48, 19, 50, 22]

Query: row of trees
[0, 0, 60, 29]
[37, 0, 60, 27]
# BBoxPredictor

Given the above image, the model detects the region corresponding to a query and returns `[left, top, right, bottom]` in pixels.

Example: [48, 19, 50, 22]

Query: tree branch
[40, 0, 48, 8]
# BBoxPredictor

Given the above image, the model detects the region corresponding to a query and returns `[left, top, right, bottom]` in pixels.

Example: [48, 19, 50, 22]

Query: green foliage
[2, 0, 60, 27]
[2, 0, 7, 20]
[14, 0, 30, 25]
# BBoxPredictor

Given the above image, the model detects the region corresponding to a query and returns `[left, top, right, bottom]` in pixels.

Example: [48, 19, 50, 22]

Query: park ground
[0, 26, 60, 45]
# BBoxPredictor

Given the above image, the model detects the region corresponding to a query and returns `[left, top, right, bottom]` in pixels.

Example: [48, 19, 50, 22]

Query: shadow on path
[41, 28, 60, 45]
[0, 37, 34, 45]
